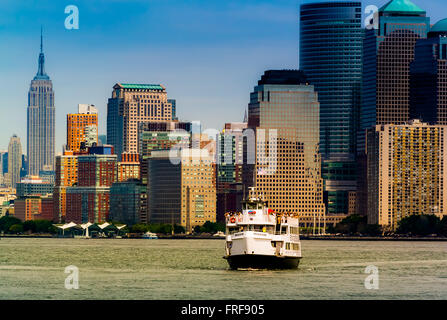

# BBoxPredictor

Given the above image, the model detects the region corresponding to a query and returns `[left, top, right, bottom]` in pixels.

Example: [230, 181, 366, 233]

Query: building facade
[53, 153, 78, 222]
[16, 176, 53, 198]
[109, 179, 146, 225]
[410, 18, 447, 124]
[15, 195, 54, 222]
[243, 70, 326, 225]
[367, 120, 447, 230]
[147, 149, 216, 232]
[27, 32, 55, 176]
[67, 104, 98, 153]
[6, 135, 22, 189]
[358, 0, 430, 216]
[216, 122, 247, 222]
[107, 83, 173, 159]
[300, 2, 363, 215]
[65, 147, 117, 223]
[117, 153, 141, 182]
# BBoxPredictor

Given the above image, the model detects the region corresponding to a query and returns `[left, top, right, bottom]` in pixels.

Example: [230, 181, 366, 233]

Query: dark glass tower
[300, 2, 363, 215]
[410, 18, 447, 124]
[27, 30, 55, 176]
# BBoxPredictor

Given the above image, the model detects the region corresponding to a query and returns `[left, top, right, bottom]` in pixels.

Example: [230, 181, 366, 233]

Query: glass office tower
[410, 18, 447, 125]
[300, 2, 363, 215]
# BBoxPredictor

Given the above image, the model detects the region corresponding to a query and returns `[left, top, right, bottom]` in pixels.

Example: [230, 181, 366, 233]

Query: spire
[34, 27, 49, 80]
[40, 26, 43, 53]
[243, 109, 248, 123]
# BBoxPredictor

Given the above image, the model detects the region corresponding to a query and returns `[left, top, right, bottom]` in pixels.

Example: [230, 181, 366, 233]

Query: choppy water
[0, 238, 446, 299]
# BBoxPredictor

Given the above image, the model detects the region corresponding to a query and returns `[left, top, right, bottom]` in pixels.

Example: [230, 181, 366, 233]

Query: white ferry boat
[224, 197, 302, 270]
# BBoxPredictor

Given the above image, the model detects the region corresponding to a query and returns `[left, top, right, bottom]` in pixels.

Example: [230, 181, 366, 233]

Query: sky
[0, 0, 446, 153]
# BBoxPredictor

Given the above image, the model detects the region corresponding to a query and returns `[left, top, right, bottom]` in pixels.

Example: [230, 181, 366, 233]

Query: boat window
[292, 243, 300, 251]
[281, 226, 288, 234]
[290, 227, 299, 235]
[245, 202, 257, 210]
[227, 227, 239, 234]
[285, 243, 290, 250]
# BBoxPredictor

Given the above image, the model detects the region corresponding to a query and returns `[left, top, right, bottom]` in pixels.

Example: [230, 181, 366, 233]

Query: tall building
[147, 149, 216, 233]
[107, 83, 173, 159]
[53, 153, 78, 222]
[216, 122, 247, 222]
[243, 70, 325, 225]
[16, 176, 53, 198]
[138, 121, 192, 185]
[300, 2, 362, 215]
[410, 18, 447, 124]
[67, 104, 98, 152]
[14, 195, 54, 222]
[168, 99, 177, 120]
[27, 31, 55, 176]
[367, 120, 447, 231]
[0, 150, 6, 186]
[358, 0, 430, 215]
[361, 0, 429, 143]
[117, 153, 141, 182]
[65, 146, 117, 223]
[6, 135, 22, 189]
[109, 179, 146, 225]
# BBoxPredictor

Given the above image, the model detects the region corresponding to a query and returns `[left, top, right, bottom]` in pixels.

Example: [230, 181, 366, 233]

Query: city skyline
[1, 0, 446, 152]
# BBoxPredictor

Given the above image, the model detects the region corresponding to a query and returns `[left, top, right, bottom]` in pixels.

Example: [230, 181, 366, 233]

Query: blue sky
[0, 0, 445, 152]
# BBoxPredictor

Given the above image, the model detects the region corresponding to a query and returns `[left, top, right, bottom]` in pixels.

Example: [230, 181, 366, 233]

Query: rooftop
[258, 70, 308, 86]
[116, 83, 164, 91]
[379, 0, 425, 13]
[431, 18, 447, 33]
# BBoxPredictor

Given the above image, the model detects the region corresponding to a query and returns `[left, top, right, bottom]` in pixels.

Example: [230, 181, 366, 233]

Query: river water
[0, 238, 446, 299]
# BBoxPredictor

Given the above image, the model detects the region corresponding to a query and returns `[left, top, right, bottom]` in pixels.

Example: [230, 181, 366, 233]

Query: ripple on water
[0, 238, 446, 299]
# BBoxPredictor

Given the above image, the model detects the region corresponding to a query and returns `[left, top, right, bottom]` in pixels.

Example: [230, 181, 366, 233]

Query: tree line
[327, 214, 447, 237]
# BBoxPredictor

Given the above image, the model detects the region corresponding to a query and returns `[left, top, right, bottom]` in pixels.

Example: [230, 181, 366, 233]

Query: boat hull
[225, 254, 300, 270]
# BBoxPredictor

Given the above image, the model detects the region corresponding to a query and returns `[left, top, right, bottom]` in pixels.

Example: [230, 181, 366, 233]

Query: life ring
[230, 217, 236, 223]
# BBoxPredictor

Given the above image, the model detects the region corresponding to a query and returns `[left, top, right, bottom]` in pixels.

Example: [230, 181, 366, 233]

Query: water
[0, 238, 446, 299]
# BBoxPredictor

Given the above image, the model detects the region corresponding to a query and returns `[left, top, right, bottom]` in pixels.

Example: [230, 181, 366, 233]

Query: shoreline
[1, 234, 447, 241]
[300, 235, 447, 241]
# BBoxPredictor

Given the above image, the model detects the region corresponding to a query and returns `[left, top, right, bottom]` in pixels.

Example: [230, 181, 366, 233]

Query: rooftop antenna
[40, 25, 43, 53]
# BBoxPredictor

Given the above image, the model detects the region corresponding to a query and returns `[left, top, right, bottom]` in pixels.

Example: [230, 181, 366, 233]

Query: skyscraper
[300, 2, 363, 215]
[367, 120, 447, 230]
[53, 153, 78, 222]
[66, 146, 117, 223]
[27, 30, 55, 176]
[360, 0, 430, 148]
[67, 104, 98, 152]
[216, 122, 247, 222]
[107, 83, 173, 159]
[410, 18, 447, 124]
[243, 70, 325, 225]
[359, 0, 430, 215]
[6, 135, 22, 189]
[147, 149, 216, 233]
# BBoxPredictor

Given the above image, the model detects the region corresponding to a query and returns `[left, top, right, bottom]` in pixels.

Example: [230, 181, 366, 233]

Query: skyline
[1, 0, 446, 152]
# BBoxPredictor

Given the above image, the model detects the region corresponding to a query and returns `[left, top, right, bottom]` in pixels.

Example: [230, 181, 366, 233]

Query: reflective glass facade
[300, 2, 362, 214]
[300, 2, 362, 158]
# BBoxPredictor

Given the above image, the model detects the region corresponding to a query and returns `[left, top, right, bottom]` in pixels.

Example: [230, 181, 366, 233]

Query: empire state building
[27, 31, 55, 176]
